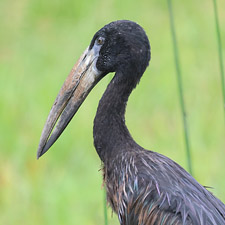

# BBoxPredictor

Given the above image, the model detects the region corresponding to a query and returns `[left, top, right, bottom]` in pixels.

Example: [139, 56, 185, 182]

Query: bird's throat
[93, 72, 138, 162]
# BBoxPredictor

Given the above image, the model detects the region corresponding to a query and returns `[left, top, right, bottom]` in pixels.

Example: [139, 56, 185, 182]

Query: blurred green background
[0, 0, 224, 224]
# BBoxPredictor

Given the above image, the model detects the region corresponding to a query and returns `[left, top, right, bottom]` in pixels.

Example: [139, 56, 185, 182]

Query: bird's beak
[37, 46, 102, 159]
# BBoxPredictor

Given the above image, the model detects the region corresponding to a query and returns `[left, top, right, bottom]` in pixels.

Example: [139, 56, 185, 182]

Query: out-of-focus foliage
[0, 0, 224, 224]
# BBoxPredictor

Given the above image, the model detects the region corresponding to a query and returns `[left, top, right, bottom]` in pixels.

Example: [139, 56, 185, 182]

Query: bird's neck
[93, 71, 139, 162]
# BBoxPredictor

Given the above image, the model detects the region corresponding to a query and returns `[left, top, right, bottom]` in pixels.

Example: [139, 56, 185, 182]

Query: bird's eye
[96, 37, 105, 45]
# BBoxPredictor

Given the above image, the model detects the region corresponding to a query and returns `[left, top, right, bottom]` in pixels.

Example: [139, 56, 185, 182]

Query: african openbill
[37, 20, 225, 225]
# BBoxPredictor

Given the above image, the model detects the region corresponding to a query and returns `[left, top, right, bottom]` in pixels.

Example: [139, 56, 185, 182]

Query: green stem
[168, 0, 193, 175]
[213, 0, 225, 120]
[103, 187, 108, 225]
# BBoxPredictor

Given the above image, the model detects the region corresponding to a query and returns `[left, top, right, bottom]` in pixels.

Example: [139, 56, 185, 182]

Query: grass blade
[213, 0, 225, 120]
[103, 188, 108, 225]
[167, 0, 193, 175]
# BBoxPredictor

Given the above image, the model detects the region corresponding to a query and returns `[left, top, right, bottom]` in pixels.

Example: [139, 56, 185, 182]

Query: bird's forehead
[97, 20, 140, 37]
[89, 20, 146, 50]
[89, 26, 117, 50]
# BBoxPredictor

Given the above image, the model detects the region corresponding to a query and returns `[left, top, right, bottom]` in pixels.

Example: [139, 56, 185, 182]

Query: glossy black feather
[92, 20, 225, 225]
[103, 149, 225, 225]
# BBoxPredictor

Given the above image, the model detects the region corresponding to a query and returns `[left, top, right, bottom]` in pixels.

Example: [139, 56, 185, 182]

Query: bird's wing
[107, 150, 225, 225]
[130, 150, 225, 225]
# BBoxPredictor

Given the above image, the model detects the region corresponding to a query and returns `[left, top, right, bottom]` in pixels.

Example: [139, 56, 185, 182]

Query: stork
[37, 20, 225, 225]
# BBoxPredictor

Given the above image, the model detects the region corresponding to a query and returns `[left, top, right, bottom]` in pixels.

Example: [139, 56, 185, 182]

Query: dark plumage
[37, 20, 225, 225]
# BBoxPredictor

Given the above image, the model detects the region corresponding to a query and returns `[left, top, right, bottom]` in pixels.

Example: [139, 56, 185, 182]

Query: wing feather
[104, 149, 225, 225]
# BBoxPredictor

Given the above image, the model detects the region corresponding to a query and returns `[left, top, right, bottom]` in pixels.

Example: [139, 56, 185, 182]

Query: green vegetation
[0, 0, 224, 224]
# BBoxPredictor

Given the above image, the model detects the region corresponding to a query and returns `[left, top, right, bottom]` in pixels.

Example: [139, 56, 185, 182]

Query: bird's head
[91, 20, 150, 77]
[37, 20, 150, 158]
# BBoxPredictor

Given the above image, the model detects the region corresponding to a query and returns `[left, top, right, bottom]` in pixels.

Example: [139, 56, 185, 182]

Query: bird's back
[103, 148, 225, 225]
